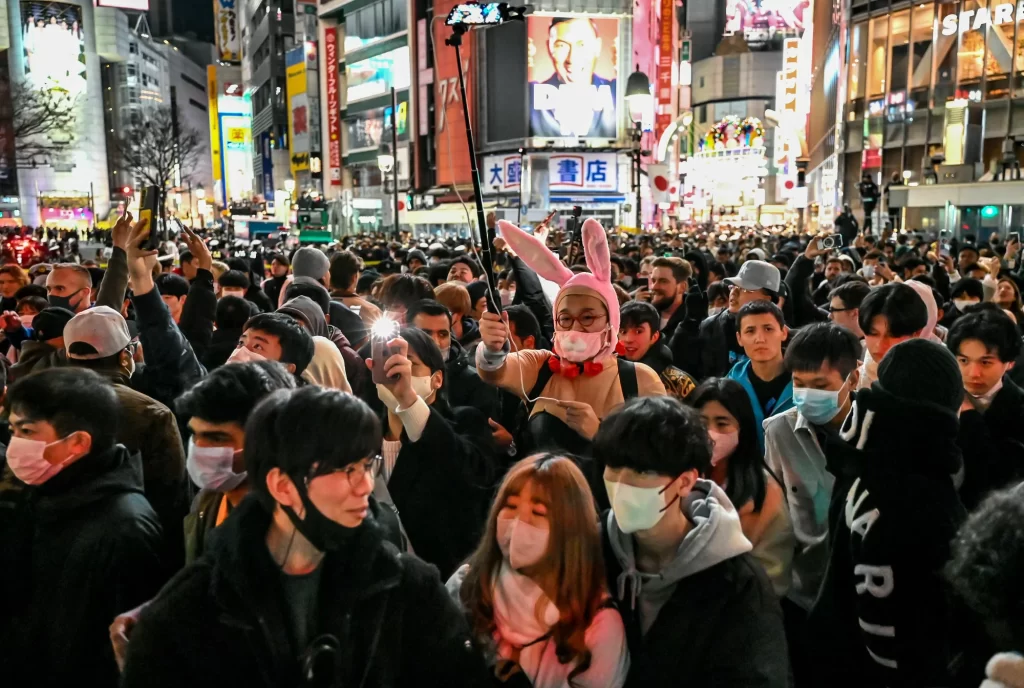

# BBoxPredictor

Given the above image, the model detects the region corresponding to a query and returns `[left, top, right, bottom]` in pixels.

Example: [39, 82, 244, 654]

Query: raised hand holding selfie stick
[445, 2, 527, 313]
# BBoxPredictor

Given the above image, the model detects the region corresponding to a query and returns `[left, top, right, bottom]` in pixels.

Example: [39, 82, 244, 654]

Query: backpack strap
[527, 354, 556, 402]
[617, 358, 639, 400]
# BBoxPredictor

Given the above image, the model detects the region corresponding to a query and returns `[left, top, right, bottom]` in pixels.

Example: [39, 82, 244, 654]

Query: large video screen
[527, 15, 620, 139]
[723, 0, 808, 50]
[21, 2, 86, 95]
[346, 46, 411, 103]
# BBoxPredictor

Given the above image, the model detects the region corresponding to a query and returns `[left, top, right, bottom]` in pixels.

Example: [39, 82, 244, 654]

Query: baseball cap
[30, 307, 75, 342]
[64, 306, 131, 360]
[746, 248, 767, 261]
[724, 260, 782, 293]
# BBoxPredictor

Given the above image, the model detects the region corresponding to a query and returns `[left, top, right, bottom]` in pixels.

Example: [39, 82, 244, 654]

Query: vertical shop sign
[324, 27, 341, 186]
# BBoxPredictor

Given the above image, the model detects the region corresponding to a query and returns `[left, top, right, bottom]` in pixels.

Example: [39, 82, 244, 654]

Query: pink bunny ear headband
[497, 218, 620, 359]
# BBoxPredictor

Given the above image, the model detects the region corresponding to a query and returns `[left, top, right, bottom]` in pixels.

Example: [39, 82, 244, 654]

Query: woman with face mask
[371, 327, 497, 579]
[691, 378, 795, 596]
[447, 453, 629, 688]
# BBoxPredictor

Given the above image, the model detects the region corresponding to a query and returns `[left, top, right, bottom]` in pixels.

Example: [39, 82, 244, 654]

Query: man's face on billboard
[548, 19, 601, 85]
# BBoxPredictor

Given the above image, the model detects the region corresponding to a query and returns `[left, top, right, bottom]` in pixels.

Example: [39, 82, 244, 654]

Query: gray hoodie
[606, 479, 752, 635]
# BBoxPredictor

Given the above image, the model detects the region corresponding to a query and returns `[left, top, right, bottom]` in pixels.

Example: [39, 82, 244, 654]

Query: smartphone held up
[371, 317, 401, 385]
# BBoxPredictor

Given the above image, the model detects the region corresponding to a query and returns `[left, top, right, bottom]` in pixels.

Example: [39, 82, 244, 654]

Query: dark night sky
[175, 0, 215, 42]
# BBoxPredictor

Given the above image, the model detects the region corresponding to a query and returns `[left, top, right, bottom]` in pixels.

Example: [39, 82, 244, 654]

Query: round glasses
[335, 454, 382, 487]
[556, 313, 608, 330]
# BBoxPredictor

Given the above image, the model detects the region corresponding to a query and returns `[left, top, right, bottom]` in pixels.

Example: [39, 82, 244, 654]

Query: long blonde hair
[460, 453, 606, 681]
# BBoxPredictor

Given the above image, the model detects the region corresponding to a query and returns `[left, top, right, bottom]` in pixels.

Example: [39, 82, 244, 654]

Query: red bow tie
[548, 355, 604, 379]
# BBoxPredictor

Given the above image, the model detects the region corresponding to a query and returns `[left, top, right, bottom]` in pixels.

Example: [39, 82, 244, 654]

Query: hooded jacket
[121, 495, 489, 688]
[726, 358, 795, 454]
[601, 480, 789, 687]
[280, 295, 364, 393]
[445, 338, 497, 416]
[638, 342, 697, 401]
[0, 445, 165, 688]
[807, 386, 967, 688]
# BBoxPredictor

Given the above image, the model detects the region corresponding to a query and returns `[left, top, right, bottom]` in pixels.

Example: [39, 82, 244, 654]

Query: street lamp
[625, 67, 651, 231]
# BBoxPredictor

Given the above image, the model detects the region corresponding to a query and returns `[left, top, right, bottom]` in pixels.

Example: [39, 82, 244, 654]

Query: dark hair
[619, 300, 660, 334]
[400, 327, 447, 404]
[958, 245, 980, 258]
[947, 307, 1022, 363]
[950, 278, 985, 301]
[179, 250, 195, 265]
[708, 264, 727, 282]
[426, 262, 450, 288]
[593, 396, 712, 477]
[378, 274, 435, 311]
[407, 299, 452, 327]
[16, 295, 49, 314]
[329, 251, 362, 291]
[270, 253, 290, 268]
[900, 256, 926, 274]
[155, 273, 189, 298]
[707, 281, 730, 303]
[450, 254, 482, 277]
[864, 249, 884, 261]
[688, 378, 767, 512]
[829, 280, 871, 309]
[8, 368, 118, 453]
[946, 484, 1024, 645]
[504, 304, 541, 346]
[243, 313, 315, 375]
[177, 360, 296, 426]
[858, 283, 928, 337]
[785, 322, 862, 378]
[216, 295, 253, 329]
[15, 284, 47, 300]
[245, 387, 382, 511]
[962, 262, 984, 275]
[651, 257, 691, 284]
[736, 300, 785, 329]
[219, 269, 251, 290]
[284, 281, 330, 315]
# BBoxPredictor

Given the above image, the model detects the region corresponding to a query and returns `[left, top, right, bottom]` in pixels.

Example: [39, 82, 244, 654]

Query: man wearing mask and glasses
[120, 386, 488, 687]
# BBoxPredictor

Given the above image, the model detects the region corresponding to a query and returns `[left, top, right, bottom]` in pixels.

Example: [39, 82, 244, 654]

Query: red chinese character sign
[655, 0, 675, 141]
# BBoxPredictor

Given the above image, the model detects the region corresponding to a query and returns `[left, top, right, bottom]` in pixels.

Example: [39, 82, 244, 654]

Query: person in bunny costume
[476, 218, 665, 455]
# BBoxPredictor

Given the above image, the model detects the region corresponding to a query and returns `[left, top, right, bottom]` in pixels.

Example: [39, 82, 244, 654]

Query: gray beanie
[292, 247, 330, 281]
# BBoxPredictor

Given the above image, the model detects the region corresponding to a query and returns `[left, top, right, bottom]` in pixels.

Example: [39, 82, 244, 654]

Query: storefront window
[910, 3, 934, 93]
[849, 21, 868, 110]
[986, 0, 1012, 99]
[867, 16, 889, 98]
[934, 1, 959, 102]
[889, 11, 911, 93]
[958, 0, 986, 92]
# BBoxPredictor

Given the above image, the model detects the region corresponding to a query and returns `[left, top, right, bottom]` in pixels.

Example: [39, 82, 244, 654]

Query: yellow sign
[226, 127, 247, 145]
[208, 65, 221, 185]
[286, 54, 308, 177]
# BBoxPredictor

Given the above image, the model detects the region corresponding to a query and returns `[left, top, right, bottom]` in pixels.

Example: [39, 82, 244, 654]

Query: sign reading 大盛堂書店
[942, 3, 1024, 34]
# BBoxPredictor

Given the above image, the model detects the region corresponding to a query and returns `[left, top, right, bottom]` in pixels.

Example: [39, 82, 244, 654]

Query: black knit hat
[31, 307, 76, 342]
[877, 338, 964, 412]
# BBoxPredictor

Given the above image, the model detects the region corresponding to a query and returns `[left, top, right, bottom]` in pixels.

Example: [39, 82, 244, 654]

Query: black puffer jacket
[121, 496, 489, 688]
[0, 445, 165, 688]
[445, 339, 497, 417]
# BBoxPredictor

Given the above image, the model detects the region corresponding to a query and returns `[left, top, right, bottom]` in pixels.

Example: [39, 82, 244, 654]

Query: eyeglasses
[556, 313, 608, 330]
[320, 454, 381, 487]
[826, 305, 852, 313]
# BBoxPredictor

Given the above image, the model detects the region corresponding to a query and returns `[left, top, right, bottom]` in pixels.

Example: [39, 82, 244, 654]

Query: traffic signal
[121, 185, 133, 197]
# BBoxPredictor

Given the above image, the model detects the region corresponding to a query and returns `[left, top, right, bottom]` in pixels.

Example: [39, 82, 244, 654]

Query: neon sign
[941, 3, 1024, 35]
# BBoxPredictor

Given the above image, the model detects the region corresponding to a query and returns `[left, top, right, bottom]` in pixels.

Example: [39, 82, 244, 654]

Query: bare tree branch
[110, 105, 205, 217]
[9, 81, 77, 165]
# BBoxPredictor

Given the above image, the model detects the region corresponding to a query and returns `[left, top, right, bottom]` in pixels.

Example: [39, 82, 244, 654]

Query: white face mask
[20, 314, 35, 328]
[186, 439, 247, 492]
[7, 436, 73, 485]
[496, 516, 550, 569]
[227, 346, 266, 365]
[500, 289, 516, 307]
[604, 478, 677, 534]
[376, 375, 437, 412]
[953, 299, 978, 313]
[707, 306, 725, 318]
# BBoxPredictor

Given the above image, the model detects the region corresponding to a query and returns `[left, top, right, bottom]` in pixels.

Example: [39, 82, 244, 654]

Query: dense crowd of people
[0, 210, 1023, 688]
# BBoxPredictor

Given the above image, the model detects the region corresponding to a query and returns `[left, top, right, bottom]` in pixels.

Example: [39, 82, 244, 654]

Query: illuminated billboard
[286, 47, 309, 176]
[21, 2, 86, 95]
[346, 47, 411, 102]
[723, 0, 808, 50]
[527, 15, 621, 139]
[214, 0, 240, 62]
